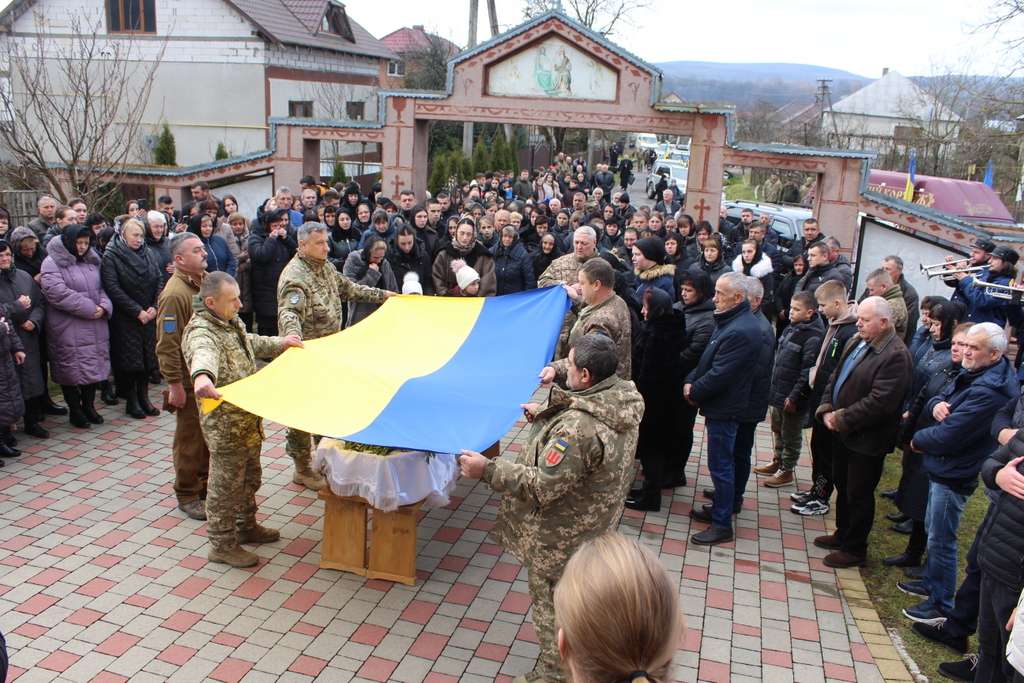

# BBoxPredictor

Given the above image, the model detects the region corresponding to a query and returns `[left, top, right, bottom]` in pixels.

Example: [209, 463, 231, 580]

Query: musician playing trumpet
[950, 242, 1020, 327]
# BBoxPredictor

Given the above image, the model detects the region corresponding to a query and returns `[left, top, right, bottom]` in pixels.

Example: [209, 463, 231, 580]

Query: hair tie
[628, 672, 648, 682]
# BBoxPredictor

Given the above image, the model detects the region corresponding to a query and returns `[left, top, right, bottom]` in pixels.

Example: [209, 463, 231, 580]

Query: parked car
[634, 133, 658, 151]
[646, 161, 688, 200]
[722, 200, 812, 247]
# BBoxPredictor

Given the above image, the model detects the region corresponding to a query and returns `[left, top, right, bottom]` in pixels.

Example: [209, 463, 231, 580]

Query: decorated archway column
[382, 95, 416, 200]
[686, 112, 728, 225]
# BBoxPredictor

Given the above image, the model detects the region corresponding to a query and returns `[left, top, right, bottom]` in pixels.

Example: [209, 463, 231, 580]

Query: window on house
[388, 61, 406, 77]
[108, 0, 157, 33]
[346, 102, 365, 121]
[289, 101, 314, 118]
[321, 3, 355, 43]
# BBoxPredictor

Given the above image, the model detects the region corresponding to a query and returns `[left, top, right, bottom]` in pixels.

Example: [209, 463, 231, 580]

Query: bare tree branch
[0, 11, 167, 207]
[522, 0, 651, 37]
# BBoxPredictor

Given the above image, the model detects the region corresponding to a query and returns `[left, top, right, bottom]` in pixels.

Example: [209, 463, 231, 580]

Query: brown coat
[156, 269, 205, 389]
[816, 325, 913, 455]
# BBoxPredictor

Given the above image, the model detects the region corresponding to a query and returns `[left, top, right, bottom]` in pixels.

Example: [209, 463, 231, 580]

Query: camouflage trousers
[206, 443, 262, 551]
[527, 569, 565, 682]
[285, 427, 317, 472]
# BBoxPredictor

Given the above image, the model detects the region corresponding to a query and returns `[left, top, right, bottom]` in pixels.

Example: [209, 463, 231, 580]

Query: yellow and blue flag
[903, 149, 916, 201]
[203, 286, 572, 454]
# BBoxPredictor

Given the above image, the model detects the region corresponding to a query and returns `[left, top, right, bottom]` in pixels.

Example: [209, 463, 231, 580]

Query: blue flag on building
[984, 160, 994, 188]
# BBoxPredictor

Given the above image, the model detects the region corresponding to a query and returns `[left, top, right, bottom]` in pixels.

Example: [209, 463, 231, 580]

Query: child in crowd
[450, 260, 481, 297]
[758, 290, 825, 488]
[791, 280, 858, 515]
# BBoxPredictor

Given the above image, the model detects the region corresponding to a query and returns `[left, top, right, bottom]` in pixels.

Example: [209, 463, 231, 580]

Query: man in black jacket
[683, 272, 762, 546]
[975, 428, 1024, 681]
[800, 243, 845, 294]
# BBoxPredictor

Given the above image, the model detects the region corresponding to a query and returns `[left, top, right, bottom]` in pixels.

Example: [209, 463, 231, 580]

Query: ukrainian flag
[903, 149, 916, 202]
[202, 286, 572, 454]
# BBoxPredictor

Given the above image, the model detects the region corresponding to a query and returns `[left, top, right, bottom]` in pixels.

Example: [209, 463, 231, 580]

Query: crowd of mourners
[5, 150, 1024, 682]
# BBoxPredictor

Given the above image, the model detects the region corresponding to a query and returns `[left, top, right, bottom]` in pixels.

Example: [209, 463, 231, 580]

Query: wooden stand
[318, 489, 424, 586]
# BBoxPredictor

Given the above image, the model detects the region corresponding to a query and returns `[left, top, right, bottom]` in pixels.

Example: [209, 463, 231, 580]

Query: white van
[634, 133, 658, 151]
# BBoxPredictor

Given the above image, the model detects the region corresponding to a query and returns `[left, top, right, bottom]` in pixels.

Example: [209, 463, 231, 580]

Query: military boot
[208, 543, 259, 568]
[293, 467, 327, 491]
[237, 524, 281, 545]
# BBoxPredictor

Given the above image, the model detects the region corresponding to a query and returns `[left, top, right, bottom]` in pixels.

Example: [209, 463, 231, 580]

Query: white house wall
[3, 0, 387, 169]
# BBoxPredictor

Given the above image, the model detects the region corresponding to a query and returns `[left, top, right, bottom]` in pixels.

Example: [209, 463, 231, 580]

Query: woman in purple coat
[40, 224, 112, 429]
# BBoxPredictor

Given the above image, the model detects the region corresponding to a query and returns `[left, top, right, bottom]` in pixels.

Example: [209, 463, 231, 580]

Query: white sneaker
[791, 499, 829, 516]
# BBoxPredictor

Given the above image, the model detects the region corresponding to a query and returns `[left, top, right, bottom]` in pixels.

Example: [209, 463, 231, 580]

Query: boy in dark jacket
[760, 291, 824, 489]
[792, 281, 857, 515]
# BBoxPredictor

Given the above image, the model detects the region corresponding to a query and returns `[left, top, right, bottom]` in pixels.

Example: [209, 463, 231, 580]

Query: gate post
[686, 113, 727, 225]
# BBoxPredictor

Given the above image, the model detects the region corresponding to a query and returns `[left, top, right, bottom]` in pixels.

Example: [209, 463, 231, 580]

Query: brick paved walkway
[0, 388, 904, 683]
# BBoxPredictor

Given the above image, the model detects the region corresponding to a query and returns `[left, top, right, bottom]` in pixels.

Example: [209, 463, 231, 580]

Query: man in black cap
[952, 244, 1020, 327]
[942, 238, 994, 305]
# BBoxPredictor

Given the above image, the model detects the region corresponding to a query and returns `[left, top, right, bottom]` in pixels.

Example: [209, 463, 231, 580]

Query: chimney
[413, 25, 424, 31]
[882, 67, 889, 76]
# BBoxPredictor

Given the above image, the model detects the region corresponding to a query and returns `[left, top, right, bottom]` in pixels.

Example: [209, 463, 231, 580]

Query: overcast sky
[352, 0, 1010, 78]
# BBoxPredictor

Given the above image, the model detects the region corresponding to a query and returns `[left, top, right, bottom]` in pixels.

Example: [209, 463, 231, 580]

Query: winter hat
[992, 245, 1020, 265]
[402, 271, 423, 295]
[619, 192, 630, 204]
[451, 258, 481, 290]
[633, 236, 667, 264]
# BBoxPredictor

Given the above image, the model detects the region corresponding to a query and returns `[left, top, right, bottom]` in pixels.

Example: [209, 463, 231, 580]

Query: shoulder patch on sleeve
[162, 315, 175, 333]
[544, 440, 569, 467]
[289, 292, 301, 305]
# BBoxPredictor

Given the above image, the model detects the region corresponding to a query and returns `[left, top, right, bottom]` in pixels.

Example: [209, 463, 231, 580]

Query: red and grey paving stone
[0, 388, 893, 683]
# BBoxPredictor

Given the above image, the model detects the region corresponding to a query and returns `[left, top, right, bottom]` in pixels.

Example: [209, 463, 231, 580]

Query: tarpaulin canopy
[869, 170, 1016, 225]
[202, 286, 572, 454]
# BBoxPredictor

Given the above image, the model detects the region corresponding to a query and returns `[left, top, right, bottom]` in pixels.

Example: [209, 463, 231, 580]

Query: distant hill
[655, 61, 871, 110]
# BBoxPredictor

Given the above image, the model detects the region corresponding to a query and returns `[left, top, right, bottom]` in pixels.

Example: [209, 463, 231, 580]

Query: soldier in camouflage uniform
[184, 272, 305, 567]
[277, 222, 393, 491]
[537, 226, 601, 359]
[459, 335, 644, 683]
[540, 258, 631, 383]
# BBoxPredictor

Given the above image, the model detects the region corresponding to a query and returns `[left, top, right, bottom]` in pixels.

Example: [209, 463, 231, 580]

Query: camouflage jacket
[484, 375, 644, 581]
[183, 297, 285, 451]
[881, 284, 909, 341]
[549, 294, 632, 381]
[537, 252, 600, 357]
[277, 250, 389, 340]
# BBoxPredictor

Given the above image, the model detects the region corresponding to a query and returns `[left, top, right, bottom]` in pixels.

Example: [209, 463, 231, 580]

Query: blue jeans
[733, 422, 757, 511]
[705, 418, 740, 530]
[922, 480, 970, 613]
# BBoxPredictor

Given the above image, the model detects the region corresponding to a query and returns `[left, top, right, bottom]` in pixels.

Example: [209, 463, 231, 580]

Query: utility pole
[462, 0, 500, 157]
[815, 78, 838, 144]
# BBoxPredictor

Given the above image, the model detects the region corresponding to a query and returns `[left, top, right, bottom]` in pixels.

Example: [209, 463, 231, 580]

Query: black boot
[80, 384, 104, 425]
[23, 397, 49, 438]
[0, 443, 20, 458]
[100, 379, 119, 406]
[136, 371, 160, 416]
[2, 426, 15, 448]
[63, 385, 89, 429]
[39, 393, 68, 416]
[120, 373, 145, 419]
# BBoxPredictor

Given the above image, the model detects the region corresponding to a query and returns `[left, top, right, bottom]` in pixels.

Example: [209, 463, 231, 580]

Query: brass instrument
[922, 265, 985, 280]
[973, 280, 1024, 302]
[919, 257, 972, 277]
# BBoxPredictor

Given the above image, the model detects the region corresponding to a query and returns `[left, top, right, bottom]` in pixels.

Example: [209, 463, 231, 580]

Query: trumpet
[919, 257, 972, 277]
[923, 265, 985, 280]
[973, 280, 1024, 302]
